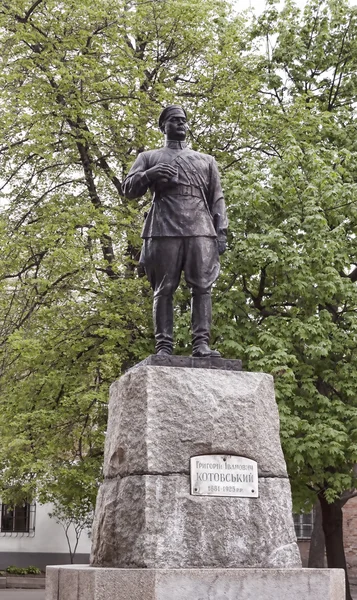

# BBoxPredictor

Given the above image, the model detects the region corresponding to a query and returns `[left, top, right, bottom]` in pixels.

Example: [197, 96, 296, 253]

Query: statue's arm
[122, 153, 151, 199]
[208, 158, 228, 233]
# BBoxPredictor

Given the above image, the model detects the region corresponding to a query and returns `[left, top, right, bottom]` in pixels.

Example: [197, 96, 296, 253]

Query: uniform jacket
[122, 140, 228, 238]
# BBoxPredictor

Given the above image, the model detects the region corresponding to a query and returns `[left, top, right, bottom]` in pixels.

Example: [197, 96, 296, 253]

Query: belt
[157, 184, 202, 199]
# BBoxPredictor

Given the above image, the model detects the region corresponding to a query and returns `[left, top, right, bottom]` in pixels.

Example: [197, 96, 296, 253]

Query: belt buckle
[182, 185, 191, 196]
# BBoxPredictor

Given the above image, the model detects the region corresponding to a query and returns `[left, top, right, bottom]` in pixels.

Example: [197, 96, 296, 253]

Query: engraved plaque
[190, 454, 259, 498]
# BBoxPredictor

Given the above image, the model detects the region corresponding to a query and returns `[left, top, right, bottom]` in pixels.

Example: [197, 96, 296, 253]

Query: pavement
[0, 592, 45, 600]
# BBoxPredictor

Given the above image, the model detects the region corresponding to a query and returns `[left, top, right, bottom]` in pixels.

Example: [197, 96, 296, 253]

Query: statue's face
[164, 114, 187, 140]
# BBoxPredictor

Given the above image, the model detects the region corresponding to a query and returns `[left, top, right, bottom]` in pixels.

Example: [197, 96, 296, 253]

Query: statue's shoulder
[149, 146, 166, 154]
[185, 148, 214, 163]
[139, 147, 166, 161]
[187, 148, 214, 166]
[138, 147, 163, 157]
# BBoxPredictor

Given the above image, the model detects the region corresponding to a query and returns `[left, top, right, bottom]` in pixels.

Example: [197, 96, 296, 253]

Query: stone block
[95, 569, 155, 600]
[46, 566, 345, 600]
[45, 568, 58, 600]
[104, 367, 287, 479]
[58, 568, 78, 600]
[6, 576, 46, 589]
[90, 474, 300, 568]
[78, 568, 95, 599]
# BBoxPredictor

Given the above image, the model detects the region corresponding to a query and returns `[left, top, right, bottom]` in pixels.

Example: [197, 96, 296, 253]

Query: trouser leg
[183, 237, 221, 356]
[143, 238, 183, 354]
[153, 295, 174, 354]
[191, 288, 212, 352]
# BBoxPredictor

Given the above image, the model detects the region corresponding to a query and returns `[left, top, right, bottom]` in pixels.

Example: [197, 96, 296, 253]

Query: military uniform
[123, 138, 227, 355]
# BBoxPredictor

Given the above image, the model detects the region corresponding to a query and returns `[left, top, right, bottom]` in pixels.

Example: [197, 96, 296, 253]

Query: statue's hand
[146, 163, 177, 184]
[218, 238, 227, 255]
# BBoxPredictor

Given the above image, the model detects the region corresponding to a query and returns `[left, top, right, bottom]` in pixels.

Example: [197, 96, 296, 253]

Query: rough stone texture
[131, 354, 242, 371]
[78, 569, 95, 599]
[58, 568, 78, 600]
[6, 577, 46, 589]
[103, 367, 288, 479]
[91, 366, 300, 570]
[90, 474, 300, 569]
[46, 568, 58, 600]
[343, 496, 357, 577]
[46, 566, 345, 600]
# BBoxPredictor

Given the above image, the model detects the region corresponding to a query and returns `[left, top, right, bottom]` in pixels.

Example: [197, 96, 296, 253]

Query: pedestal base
[46, 565, 345, 600]
[92, 368, 300, 568]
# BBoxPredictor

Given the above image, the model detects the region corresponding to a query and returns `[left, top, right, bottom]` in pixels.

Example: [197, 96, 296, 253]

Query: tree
[308, 503, 325, 568]
[0, 0, 255, 512]
[48, 465, 96, 564]
[215, 1, 357, 597]
[3, 0, 357, 594]
[49, 503, 92, 564]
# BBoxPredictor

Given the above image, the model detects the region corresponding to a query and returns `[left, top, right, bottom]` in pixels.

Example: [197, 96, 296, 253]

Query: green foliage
[1, 0, 357, 523]
[25, 566, 42, 575]
[215, 0, 357, 511]
[6, 567, 27, 575]
[48, 479, 94, 563]
[0, 0, 252, 511]
[5, 565, 41, 575]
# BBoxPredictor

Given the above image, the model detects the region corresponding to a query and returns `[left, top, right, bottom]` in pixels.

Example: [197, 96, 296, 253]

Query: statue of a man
[123, 105, 228, 357]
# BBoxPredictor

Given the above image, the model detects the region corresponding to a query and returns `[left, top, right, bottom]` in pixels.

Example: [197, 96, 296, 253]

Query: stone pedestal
[46, 566, 345, 600]
[90, 363, 301, 568]
[49, 361, 346, 600]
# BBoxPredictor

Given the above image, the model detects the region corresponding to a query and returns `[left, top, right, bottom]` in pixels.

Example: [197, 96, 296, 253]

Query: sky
[238, 0, 292, 10]
[238, 0, 357, 11]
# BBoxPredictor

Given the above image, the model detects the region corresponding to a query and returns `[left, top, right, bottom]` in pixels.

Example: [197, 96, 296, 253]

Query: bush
[6, 565, 41, 575]
[26, 566, 41, 574]
[6, 566, 27, 575]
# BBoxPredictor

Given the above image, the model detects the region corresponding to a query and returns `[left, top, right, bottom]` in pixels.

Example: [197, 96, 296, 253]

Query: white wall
[0, 503, 91, 555]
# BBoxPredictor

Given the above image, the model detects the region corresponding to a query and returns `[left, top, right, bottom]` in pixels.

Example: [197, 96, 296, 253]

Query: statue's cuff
[143, 171, 152, 185]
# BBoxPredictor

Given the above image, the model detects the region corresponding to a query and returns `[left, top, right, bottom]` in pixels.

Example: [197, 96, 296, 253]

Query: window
[0, 502, 36, 535]
[293, 511, 314, 540]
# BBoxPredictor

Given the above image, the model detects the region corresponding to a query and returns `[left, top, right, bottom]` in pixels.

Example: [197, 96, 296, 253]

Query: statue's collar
[165, 140, 188, 149]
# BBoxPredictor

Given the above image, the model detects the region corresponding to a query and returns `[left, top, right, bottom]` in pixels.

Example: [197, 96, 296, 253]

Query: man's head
[158, 105, 187, 141]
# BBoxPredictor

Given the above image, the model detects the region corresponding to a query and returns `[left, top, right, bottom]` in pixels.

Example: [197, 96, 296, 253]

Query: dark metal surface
[122, 105, 229, 357]
[130, 354, 242, 371]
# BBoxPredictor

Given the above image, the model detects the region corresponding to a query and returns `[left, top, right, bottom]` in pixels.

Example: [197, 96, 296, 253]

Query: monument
[46, 108, 345, 599]
[122, 104, 228, 358]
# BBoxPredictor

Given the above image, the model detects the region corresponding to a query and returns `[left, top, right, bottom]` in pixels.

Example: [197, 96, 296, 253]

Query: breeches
[143, 236, 220, 296]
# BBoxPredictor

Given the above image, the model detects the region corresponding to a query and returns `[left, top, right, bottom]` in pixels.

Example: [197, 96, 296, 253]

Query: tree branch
[16, 0, 44, 23]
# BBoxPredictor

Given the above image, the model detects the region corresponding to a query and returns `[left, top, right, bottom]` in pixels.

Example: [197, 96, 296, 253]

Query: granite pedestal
[90, 361, 300, 568]
[47, 358, 345, 599]
[46, 566, 345, 600]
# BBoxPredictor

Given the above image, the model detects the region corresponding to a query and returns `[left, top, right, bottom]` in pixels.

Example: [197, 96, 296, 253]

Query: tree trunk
[318, 492, 351, 600]
[308, 501, 325, 568]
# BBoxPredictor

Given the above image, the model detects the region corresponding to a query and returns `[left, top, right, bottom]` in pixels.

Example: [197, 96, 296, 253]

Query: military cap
[158, 105, 187, 129]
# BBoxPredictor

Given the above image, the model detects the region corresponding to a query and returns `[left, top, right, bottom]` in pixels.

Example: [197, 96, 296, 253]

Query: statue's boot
[191, 289, 220, 357]
[153, 295, 174, 355]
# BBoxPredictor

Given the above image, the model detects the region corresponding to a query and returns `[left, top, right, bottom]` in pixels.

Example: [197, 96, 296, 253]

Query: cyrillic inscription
[190, 455, 258, 498]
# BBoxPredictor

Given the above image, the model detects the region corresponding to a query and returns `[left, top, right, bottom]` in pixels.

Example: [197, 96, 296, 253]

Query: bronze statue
[123, 105, 228, 357]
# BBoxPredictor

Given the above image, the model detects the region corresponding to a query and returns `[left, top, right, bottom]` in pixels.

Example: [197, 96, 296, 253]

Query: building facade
[0, 501, 91, 570]
[2, 498, 356, 574]
[295, 499, 357, 578]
